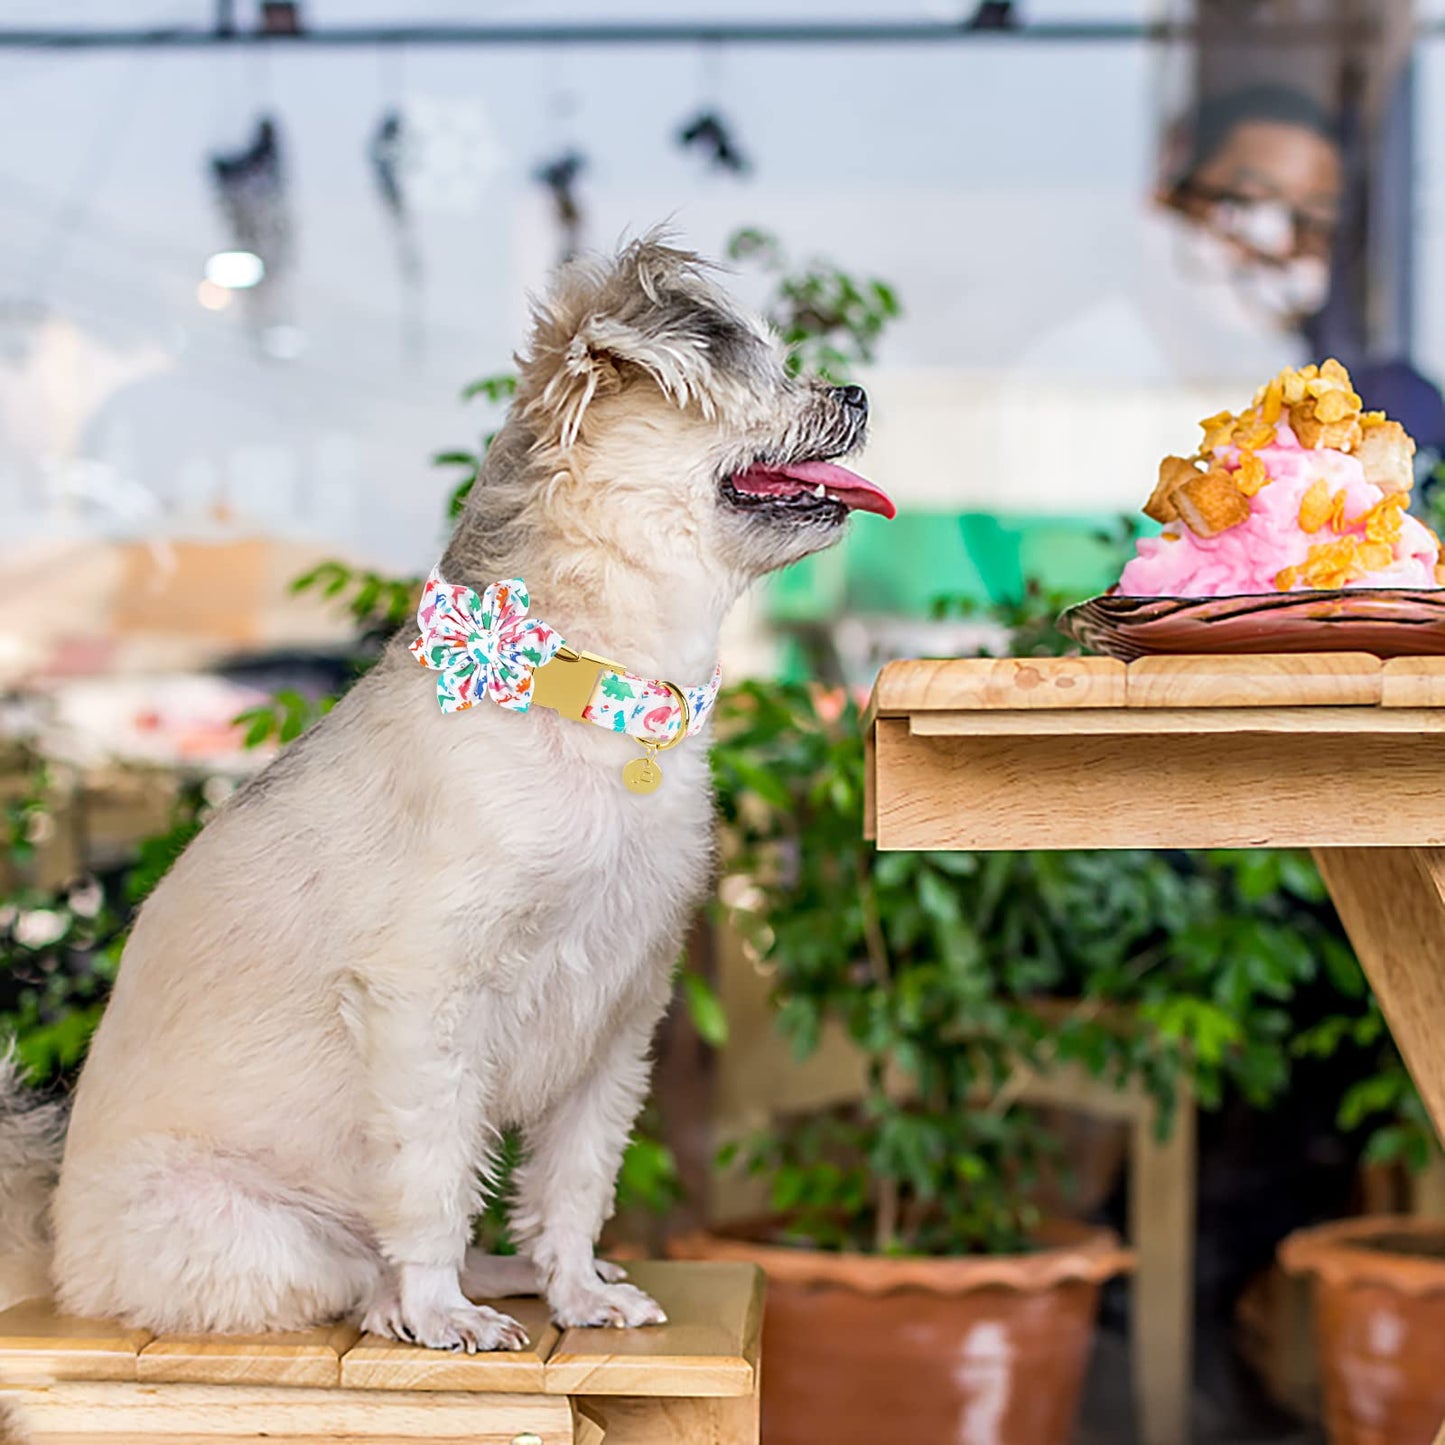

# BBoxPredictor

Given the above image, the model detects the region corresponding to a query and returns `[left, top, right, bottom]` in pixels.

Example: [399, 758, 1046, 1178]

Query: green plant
[0, 751, 209, 1083]
[710, 679, 1371, 1255]
[1296, 997, 1437, 1173]
[727, 228, 900, 383]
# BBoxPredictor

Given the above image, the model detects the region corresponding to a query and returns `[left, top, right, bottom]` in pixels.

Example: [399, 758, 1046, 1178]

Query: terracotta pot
[669, 1221, 1133, 1445]
[1281, 1215, 1445, 1445]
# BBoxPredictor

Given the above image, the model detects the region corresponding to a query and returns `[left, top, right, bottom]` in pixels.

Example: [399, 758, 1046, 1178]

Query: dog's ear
[519, 239, 719, 450]
[527, 319, 627, 452]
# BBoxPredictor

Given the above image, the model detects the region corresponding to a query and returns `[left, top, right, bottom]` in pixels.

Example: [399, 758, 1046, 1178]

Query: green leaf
[915, 869, 961, 928]
[615, 1132, 680, 1214]
[461, 373, 519, 404]
[235, 706, 277, 749]
[449, 476, 475, 519]
[680, 971, 729, 1048]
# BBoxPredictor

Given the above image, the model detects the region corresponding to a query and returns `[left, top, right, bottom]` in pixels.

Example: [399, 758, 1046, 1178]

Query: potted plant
[671, 675, 1361, 1445]
[1279, 1003, 1445, 1445]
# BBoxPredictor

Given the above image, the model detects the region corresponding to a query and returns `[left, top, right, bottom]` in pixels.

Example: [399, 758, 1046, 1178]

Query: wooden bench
[0, 1261, 761, 1444]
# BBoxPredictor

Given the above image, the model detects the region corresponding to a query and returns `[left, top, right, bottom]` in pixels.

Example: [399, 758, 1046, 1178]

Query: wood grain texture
[1313, 849, 1445, 1144]
[579, 1395, 759, 1445]
[1382, 657, 1445, 708]
[27, 1438, 545, 1445]
[0, 1381, 574, 1441]
[873, 720, 1445, 851]
[339, 1300, 557, 1392]
[870, 657, 1127, 714]
[1124, 653, 1382, 709]
[908, 707, 1445, 737]
[138, 1322, 360, 1388]
[544, 1263, 762, 1398]
[574, 1402, 607, 1445]
[0, 1300, 150, 1384]
[862, 722, 877, 841]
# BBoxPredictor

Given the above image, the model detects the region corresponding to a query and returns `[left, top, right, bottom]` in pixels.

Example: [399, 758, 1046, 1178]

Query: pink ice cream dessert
[1117, 360, 1441, 598]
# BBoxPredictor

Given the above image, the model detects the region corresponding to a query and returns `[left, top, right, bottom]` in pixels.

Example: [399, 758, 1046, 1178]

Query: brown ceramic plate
[1058, 589, 1445, 661]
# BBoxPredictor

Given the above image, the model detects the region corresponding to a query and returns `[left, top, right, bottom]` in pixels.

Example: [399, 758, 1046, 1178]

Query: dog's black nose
[836, 384, 869, 418]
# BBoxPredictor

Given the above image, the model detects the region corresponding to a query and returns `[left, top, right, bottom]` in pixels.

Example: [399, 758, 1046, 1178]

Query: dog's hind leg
[52, 1137, 381, 1334]
[510, 1021, 667, 1330]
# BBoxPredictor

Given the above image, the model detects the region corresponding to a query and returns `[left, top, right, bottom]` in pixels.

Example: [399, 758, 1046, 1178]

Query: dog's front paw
[550, 1280, 667, 1329]
[364, 1298, 529, 1353]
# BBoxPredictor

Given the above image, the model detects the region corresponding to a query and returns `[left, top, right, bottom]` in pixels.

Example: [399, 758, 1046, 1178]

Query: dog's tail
[0, 1047, 65, 1309]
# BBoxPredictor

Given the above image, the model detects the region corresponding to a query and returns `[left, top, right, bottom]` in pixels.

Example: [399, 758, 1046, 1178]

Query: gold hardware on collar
[653, 681, 691, 752]
[530, 644, 625, 722]
[623, 682, 690, 793]
[532, 647, 692, 795]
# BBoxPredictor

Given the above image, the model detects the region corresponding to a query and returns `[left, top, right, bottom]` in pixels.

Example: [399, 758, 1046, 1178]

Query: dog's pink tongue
[734, 460, 896, 519]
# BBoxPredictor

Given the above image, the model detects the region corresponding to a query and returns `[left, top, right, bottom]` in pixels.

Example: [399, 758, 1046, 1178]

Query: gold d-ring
[653, 681, 691, 752]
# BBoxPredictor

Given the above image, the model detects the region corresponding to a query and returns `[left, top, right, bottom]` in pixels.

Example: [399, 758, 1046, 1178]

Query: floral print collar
[410, 568, 721, 792]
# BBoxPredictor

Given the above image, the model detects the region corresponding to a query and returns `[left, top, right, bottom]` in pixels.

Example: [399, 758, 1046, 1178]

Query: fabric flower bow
[410, 570, 564, 714]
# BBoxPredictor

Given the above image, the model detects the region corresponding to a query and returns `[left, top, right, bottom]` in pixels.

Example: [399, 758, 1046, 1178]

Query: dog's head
[497, 236, 893, 587]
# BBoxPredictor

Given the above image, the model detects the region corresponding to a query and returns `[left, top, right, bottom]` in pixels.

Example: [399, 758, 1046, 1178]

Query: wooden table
[0, 1262, 761, 1444]
[865, 652, 1445, 1445]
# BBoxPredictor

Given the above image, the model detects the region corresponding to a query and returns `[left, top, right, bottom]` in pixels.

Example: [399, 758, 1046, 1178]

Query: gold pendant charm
[623, 750, 662, 794]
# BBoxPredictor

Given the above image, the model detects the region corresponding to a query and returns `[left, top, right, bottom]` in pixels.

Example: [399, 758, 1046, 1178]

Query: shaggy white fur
[1, 236, 869, 1350]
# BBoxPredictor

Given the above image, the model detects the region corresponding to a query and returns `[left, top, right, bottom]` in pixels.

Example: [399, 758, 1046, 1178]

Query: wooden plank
[908, 707, 1445, 738]
[1130, 1086, 1196, 1445]
[30, 1437, 542, 1445]
[873, 722, 1445, 851]
[137, 1322, 360, 1388]
[1313, 849, 1445, 1146]
[579, 1395, 758, 1445]
[574, 1402, 607, 1445]
[1126, 653, 1381, 709]
[863, 721, 877, 841]
[0, 1381, 574, 1442]
[997, 1058, 1149, 1123]
[340, 1299, 557, 1392]
[870, 657, 1127, 714]
[0, 1300, 150, 1384]
[1382, 657, 1445, 708]
[544, 1263, 762, 1398]
[1408, 1152, 1445, 1220]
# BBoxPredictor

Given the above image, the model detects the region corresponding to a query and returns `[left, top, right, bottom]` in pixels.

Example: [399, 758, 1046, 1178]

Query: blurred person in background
[1011, 81, 1343, 386]
[1154, 75, 1445, 474]
[1159, 81, 1342, 339]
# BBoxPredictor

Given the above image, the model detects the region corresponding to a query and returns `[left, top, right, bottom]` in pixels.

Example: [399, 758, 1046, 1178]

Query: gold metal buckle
[531, 645, 626, 722]
[653, 681, 691, 751]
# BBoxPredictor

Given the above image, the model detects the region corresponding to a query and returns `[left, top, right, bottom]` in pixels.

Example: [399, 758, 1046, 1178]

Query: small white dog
[0, 236, 891, 1351]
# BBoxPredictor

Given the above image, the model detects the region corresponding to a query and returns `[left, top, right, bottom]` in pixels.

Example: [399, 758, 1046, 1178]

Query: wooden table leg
[1312, 849, 1445, 1143]
[1131, 1085, 1196, 1445]
[1313, 848, 1445, 1445]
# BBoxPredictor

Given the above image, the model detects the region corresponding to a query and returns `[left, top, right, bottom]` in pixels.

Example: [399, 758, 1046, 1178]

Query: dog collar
[410, 568, 721, 794]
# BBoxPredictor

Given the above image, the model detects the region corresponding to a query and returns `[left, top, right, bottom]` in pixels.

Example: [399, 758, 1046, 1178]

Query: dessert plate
[1058, 589, 1445, 661]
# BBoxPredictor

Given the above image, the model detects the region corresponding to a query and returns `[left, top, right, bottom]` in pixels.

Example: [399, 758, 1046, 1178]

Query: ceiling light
[204, 250, 266, 289]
